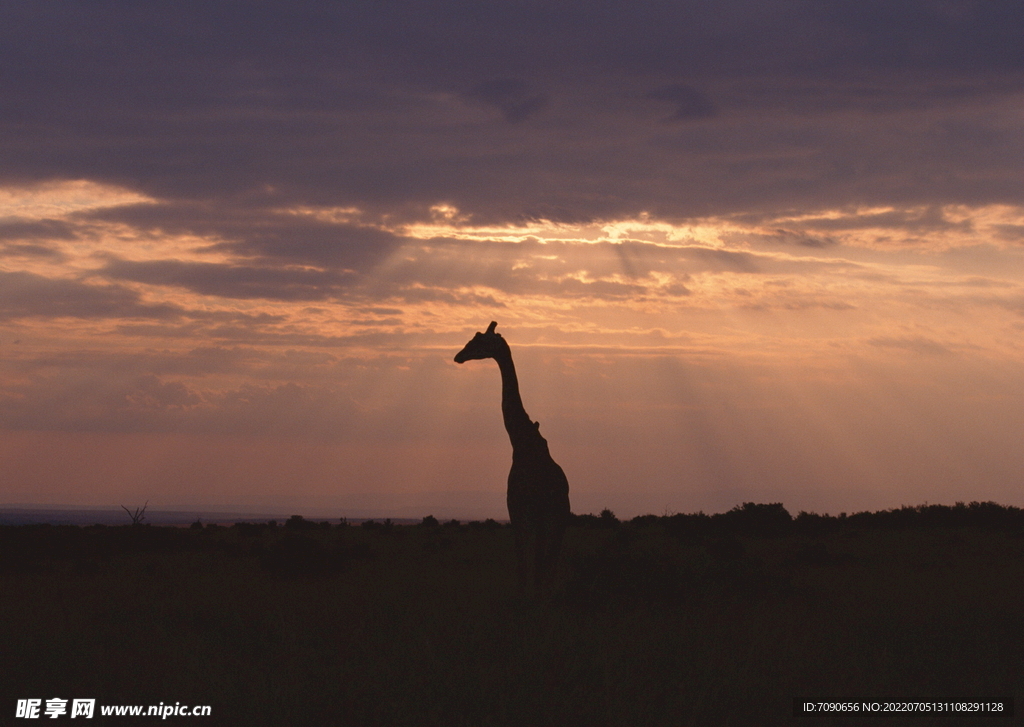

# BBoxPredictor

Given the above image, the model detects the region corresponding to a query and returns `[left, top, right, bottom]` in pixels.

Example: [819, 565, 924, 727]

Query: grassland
[1, 503, 1021, 725]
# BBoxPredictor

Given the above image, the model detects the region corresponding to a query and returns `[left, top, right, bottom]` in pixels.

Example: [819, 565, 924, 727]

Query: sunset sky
[3, 1, 1024, 518]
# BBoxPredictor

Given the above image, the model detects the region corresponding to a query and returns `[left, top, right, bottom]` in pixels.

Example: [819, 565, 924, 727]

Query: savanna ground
[1, 503, 1021, 726]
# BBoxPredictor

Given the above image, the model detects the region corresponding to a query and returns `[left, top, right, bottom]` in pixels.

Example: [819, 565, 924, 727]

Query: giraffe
[454, 321, 571, 589]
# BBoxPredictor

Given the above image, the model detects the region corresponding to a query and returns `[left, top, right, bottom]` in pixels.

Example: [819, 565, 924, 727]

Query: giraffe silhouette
[455, 322, 571, 589]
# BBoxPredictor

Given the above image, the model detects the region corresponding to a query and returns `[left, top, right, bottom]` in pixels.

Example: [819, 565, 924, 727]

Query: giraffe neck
[493, 346, 536, 447]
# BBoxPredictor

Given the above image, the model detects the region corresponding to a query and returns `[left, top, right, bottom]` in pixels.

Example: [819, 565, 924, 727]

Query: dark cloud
[1, 1, 1023, 223]
[100, 257, 355, 301]
[793, 206, 972, 232]
[464, 79, 549, 123]
[9, 1, 1021, 92]
[0, 271, 182, 321]
[767, 229, 837, 248]
[0, 219, 75, 260]
[382, 288, 507, 308]
[718, 227, 838, 248]
[86, 203, 401, 268]
[645, 84, 717, 121]
[0, 268, 303, 327]
[993, 224, 1024, 242]
[112, 321, 284, 343]
[0, 218, 78, 241]
[0, 242, 65, 259]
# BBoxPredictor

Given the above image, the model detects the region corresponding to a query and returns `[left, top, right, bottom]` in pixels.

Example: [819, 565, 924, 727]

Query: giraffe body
[455, 322, 571, 588]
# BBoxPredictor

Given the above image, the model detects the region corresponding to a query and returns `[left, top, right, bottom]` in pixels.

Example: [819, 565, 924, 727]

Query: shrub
[285, 515, 319, 531]
[715, 502, 793, 537]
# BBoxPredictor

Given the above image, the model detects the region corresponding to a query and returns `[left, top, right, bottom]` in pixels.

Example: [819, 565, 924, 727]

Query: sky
[3, 0, 1024, 519]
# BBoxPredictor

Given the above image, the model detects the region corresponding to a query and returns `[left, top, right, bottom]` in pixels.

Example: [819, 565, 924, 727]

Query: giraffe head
[454, 321, 506, 363]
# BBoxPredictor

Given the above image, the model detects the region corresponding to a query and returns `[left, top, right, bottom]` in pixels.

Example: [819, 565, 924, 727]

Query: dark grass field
[2, 503, 1022, 726]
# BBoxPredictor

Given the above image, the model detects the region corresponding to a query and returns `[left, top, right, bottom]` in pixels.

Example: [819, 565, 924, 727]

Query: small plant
[121, 501, 148, 526]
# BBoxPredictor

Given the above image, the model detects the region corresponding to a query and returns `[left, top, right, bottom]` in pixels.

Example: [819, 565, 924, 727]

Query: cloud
[99, 257, 355, 301]
[0, 271, 182, 321]
[0, 241, 65, 259]
[645, 84, 717, 121]
[464, 78, 549, 123]
[867, 335, 953, 356]
[993, 223, 1024, 241]
[0, 218, 78, 241]
[767, 229, 836, 248]
[0, 0, 1022, 226]
[87, 203, 402, 269]
[792, 207, 972, 233]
